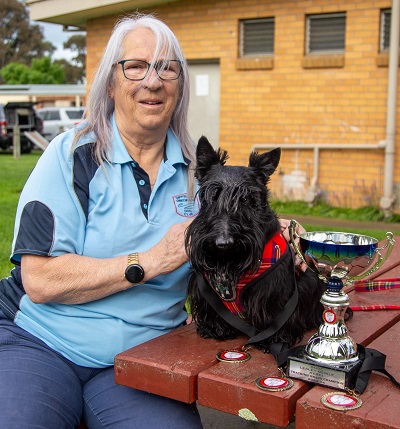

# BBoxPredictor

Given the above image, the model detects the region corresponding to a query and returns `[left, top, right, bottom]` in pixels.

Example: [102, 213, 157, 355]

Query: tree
[63, 34, 86, 69]
[53, 59, 82, 84]
[56, 34, 86, 83]
[1, 56, 65, 84]
[0, 0, 56, 71]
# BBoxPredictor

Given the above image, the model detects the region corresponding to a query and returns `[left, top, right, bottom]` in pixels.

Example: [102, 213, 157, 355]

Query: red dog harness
[222, 232, 288, 318]
[198, 232, 298, 346]
[205, 232, 289, 318]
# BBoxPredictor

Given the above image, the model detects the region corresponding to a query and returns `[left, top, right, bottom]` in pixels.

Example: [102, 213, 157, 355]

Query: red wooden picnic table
[114, 236, 400, 427]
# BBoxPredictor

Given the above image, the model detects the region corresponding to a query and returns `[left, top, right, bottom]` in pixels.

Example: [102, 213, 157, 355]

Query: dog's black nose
[215, 236, 234, 251]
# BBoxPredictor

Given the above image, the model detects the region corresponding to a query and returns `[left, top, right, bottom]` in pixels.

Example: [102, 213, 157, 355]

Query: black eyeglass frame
[115, 59, 183, 81]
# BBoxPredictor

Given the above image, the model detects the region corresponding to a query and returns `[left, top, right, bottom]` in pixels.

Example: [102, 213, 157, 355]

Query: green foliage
[54, 58, 84, 84]
[0, 151, 42, 278]
[0, 56, 65, 84]
[63, 34, 86, 67]
[57, 34, 86, 83]
[0, 0, 85, 84]
[272, 200, 400, 224]
[0, 0, 56, 71]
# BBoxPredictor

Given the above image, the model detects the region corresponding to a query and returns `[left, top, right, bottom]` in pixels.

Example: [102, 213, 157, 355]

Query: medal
[216, 350, 251, 362]
[255, 376, 294, 392]
[321, 391, 362, 410]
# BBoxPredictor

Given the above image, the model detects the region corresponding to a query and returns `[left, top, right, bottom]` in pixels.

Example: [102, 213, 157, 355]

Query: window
[380, 9, 400, 52]
[239, 18, 275, 57]
[48, 110, 61, 120]
[381, 9, 391, 51]
[306, 13, 346, 55]
[66, 109, 84, 120]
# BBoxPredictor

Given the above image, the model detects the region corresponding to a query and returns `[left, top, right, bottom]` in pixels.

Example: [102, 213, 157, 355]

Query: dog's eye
[211, 189, 221, 202]
[240, 195, 252, 205]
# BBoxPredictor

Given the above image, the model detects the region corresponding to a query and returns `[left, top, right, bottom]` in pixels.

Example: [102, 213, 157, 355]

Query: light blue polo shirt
[10, 115, 199, 367]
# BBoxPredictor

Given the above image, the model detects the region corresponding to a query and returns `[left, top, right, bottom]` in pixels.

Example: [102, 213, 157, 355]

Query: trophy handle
[288, 219, 322, 278]
[350, 232, 395, 281]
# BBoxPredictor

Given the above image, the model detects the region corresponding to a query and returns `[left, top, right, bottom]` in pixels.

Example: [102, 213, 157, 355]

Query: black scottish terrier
[185, 136, 325, 352]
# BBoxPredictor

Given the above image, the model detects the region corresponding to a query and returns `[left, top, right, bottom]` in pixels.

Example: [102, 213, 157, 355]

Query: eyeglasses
[115, 59, 182, 81]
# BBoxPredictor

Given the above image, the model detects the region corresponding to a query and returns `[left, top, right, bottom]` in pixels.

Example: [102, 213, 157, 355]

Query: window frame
[379, 8, 400, 52]
[239, 17, 275, 58]
[305, 12, 346, 55]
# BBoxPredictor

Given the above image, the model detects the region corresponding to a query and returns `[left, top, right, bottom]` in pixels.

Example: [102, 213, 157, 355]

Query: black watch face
[125, 264, 145, 284]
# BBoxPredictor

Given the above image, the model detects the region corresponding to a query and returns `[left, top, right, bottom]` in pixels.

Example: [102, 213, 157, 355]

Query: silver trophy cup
[287, 220, 394, 390]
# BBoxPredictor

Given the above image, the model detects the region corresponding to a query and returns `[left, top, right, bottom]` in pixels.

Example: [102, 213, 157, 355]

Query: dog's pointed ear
[248, 148, 281, 184]
[196, 136, 229, 180]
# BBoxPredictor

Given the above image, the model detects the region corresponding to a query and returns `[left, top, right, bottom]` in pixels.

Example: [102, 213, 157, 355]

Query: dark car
[0, 102, 44, 153]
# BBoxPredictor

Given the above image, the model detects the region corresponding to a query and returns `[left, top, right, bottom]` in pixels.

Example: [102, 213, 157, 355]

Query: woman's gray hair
[76, 12, 196, 197]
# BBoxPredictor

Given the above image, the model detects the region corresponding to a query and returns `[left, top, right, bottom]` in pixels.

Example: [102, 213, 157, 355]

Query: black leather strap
[197, 274, 257, 338]
[355, 345, 400, 394]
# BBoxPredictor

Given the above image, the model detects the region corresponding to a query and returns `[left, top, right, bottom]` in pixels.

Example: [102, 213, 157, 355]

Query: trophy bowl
[286, 220, 395, 389]
[299, 231, 383, 281]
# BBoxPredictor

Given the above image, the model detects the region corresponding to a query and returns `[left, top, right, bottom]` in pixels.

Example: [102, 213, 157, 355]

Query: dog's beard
[206, 267, 239, 301]
[188, 229, 266, 301]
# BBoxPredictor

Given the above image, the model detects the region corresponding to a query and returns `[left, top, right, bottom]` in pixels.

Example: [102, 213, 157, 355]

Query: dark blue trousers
[0, 311, 202, 429]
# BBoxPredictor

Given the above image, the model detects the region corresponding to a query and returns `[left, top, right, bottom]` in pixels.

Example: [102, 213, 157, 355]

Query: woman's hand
[141, 219, 193, 278]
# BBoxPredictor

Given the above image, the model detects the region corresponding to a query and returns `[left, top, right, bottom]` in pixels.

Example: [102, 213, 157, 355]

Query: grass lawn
[0, 150, 398, 279]
[0, 151, 42, 278]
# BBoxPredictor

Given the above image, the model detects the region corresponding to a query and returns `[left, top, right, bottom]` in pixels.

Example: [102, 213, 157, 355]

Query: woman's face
[110, 27, 180, 139]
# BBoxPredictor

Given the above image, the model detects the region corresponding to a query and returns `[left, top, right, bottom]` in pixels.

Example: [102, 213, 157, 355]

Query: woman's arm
[21, 220, 192, 305]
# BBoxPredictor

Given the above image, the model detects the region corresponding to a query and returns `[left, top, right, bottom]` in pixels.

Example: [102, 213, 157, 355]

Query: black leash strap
[197, 274, 257, 338]
[246, 285, 298, 346]
[355, 345, 400, 394]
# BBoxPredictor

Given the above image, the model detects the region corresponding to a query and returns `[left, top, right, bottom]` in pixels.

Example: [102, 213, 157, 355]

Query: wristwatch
[125, 253, 145, 284]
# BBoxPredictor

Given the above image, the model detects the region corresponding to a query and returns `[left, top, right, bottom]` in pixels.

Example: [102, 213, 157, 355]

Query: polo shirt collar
[110, 113, 188, 167]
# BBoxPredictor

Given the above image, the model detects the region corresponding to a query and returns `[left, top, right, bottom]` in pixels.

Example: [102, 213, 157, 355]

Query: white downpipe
[380, 0, 400, 213]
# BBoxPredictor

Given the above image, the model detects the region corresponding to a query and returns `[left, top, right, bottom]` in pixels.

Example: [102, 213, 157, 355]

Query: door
[188, 62, 220, 148]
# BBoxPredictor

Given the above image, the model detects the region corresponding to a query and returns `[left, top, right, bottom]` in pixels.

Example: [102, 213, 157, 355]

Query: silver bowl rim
[299, 231, 378, 245]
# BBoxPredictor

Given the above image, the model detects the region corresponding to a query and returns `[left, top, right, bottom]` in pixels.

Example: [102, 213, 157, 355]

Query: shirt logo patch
[173, 194, 200, 218]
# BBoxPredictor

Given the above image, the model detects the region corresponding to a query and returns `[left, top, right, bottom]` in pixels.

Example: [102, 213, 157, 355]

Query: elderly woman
[0, 13, 202, 429]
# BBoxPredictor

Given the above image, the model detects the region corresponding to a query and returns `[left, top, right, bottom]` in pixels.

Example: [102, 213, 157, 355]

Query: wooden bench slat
[347, 289, 400, 345]
[197, 348, 309, 427]
[296, 373, 400, 429]
[114, 323, 247, 403]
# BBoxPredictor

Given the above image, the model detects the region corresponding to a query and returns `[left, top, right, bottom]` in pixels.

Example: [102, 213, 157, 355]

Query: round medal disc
[216, 350, 251, 363]
[255, 376, 294, 392]
[321, 391, 362, 411]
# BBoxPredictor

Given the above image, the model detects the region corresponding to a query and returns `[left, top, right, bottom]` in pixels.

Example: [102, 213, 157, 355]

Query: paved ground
[198, 405, 296, 428]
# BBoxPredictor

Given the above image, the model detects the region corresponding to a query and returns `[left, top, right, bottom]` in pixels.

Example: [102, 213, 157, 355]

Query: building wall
[85, 0, 399, 210]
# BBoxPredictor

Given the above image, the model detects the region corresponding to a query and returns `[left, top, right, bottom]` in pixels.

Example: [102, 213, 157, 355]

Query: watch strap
[127, 252, 139, 266]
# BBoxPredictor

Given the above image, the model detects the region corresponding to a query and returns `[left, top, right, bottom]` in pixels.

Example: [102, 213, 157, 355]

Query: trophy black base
[286, 347, 362, 390]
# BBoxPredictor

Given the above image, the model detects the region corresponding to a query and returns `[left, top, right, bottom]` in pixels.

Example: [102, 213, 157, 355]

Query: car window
[37, 110, 47, 120]
[48, 111, 61, 120]
[66, 110, 84, 120]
